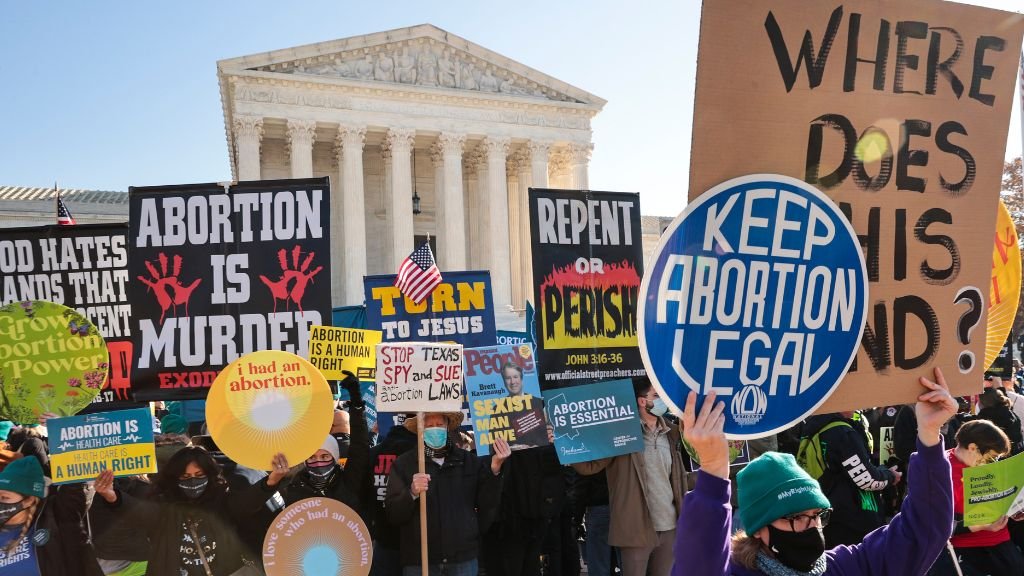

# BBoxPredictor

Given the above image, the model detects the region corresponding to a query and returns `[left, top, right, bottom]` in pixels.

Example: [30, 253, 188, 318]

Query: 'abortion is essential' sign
[640, 175, 867, 437]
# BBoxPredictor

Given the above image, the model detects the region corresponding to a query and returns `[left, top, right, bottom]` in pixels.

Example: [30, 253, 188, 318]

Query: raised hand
[267, 453, 290, 487]
[490, 437, 512, 475]
[916, 367, 958, 447]
[681, 391, 728, 479]
[93, 469, 117, 503]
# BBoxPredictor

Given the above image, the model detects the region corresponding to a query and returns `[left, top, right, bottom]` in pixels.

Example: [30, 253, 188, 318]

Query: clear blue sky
[0, 1, 1020, 217]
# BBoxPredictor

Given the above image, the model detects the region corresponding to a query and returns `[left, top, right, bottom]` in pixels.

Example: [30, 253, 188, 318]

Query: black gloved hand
[341, 370, 364, 408]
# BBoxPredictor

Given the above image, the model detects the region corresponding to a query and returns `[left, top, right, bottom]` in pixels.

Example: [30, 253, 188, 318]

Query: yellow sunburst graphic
[206, 351, 333, 471]
[985, 200, 1021, 370]
[263, 498, 372, 576]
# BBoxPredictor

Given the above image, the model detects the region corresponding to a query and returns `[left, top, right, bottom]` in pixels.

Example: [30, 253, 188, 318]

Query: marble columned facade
[218, 25, 604, 309]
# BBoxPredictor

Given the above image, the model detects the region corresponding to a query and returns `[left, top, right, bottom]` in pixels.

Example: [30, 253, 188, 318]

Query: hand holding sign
[915, 367, 958, 448]
[681, 391, 728, 480]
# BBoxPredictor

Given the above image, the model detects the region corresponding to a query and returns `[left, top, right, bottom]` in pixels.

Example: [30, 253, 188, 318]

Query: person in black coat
[977, 387, 1023, 454]
[386, 412, 511, 573]
[88, 475, 152, 574]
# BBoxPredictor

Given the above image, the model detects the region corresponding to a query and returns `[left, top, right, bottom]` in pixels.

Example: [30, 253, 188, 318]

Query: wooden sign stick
[418, 411, 428, 576]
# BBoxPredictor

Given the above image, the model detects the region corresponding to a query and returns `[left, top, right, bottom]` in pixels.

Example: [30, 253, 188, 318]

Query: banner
[963, 451, 1024, 526]
[309, 326, 382, 381]
[375, 342, 463, 413]
[335, 381, 378, 433]
[48, 407, 156, 484]
[986, 200, 1021, 370]
[129, 178, 331, 401]
[496, 331, 531, 346]
[543, 379, 642, 464]
[640, 174, 868, 437]
[364, 271, 496, 348]
[529, 189, 646, 389]
[879, 426, 894, 464]
[0, 224, 137, 410]
[465, 344, 549, 456]
[688, 0, 1024, 409]
[263, 497, 372, 576]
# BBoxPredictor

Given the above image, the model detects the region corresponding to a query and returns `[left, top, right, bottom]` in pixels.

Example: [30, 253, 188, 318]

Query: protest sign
[496, 331, 531, 346]
[0, 224, 137, 410]
[529, 189, 646, 389]
[129, 178, 331, 401]
[879, 426, 895, 464]
[465, 344, 549, 456]
[689, 0, 1024, 410]
[543, 379, 642, 465]
[48, 407, 156, 484]
[309, 326, 382, 381]
[263, 497, 371, 576]
[985, 200, 1020, 370]
[375, 342, 463, 413]
[963, 451, 1024, 526]
[0, 300, 108, 424]
[640, 174, 868, 437]
[364, 271, 496, 348]
[205, 350, 334, 471]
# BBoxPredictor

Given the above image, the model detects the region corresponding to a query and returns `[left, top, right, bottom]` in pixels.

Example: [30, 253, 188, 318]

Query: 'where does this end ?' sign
[375, 342, 463, 413]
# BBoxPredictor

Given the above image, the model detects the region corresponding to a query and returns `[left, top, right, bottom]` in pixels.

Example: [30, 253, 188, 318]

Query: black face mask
[177, 477, 209, 500]
[0, 500, 25, 526]
[767, 524, 826, 572]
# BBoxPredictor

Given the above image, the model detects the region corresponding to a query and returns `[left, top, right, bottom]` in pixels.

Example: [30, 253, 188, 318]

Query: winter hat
[160, 414, 188, 435]
[403, 412, 463, 433]
[0, 421, 13, 442]
[317, 435, 341, 461]
[0, 455, 46, 498]
[737, 452, 830, 535]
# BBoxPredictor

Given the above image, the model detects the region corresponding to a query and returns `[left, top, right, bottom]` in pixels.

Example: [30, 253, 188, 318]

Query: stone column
[430, 143, 445, 243]
[380, 141, 394, 268]
[387, 128, 416, 268]
[233, 115, 264, 181]
[568, 143, 593, 190]
[506, 159, 523, 308]
[483, 137, 512, 309]
[438, 132, 467, 270]
[548, 147, 571, 189]
[336, 125, 367, 305]
[464, 146, 487, 270]
[522, 141, 551, 304]
[286, 119, 317, 179]
[529, 141, 551, 190]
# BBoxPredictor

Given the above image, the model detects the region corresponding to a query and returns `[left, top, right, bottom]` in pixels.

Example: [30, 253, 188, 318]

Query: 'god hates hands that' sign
[640, 175, 868, 438]
[375, 343, 463, 412]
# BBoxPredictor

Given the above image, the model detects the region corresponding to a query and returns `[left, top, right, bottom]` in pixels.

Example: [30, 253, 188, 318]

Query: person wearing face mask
[94, 446, 283, 576]
[571, 377, 688, 576]
[946, 419, 1024, 575]
[386, 411, 511, 575]
[675, 367, 957, 576]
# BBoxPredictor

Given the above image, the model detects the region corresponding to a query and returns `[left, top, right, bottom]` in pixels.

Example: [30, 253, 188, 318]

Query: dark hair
[979, 388, 1011, 410]
[633, 376, 653, 399]
[152, 446, 227, 503]
[955, 419, 1010, 456]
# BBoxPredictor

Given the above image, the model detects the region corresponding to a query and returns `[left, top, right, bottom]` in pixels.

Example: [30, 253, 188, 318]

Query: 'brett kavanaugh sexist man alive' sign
[128, 178, 331, 401]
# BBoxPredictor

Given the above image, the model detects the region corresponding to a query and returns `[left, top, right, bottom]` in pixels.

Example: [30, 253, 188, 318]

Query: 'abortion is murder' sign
[688, 0, 1024, 409]
[129, 178, 331, 401]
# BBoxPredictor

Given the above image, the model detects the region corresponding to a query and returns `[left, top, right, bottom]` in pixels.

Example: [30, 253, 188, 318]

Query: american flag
[395, 242, 442, 304]
[56, 189, 76, 226]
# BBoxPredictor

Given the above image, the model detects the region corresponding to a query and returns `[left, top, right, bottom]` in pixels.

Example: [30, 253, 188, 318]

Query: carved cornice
[508, 147, 531, 174]
[482, 136, 511, 160]
[333, 124, 366, 165]
[527, 140, 552, 163]
[437, 132, 466, 157]
[429, 142, 445, 168]
[285, 119, 317, 156]
[232, 115, 264, 142]
[463, 146, 487, 176]
[548, 148, 571, 177]
[567, 142, 593, 165]
[385, 127, 416, 154]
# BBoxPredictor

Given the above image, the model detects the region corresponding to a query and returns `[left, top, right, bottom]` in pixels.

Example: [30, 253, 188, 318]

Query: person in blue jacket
[673, 367, 957, 576]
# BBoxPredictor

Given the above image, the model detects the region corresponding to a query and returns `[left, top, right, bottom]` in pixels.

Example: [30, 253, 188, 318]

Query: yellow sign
[263, 497, 372, 576]
[206, 351, 333, 471]
[986, 200, 1021, 370]
[308, 326, 382, 380]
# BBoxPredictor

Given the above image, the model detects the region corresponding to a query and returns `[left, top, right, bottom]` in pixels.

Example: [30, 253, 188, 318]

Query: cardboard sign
[49, 408, 156, 484]
[879, 426, 895, 464]
[985, 200, 1021, 370]
[963, 451, 1024, 526]
[0, 300, 108, 424]
[465, 344, 549, 456]
[263, 497, 372, 576]
[640, 175, 867, 437]
[529, 189, 646, 389]
[375, 342, 463, 413]
[364, 271, 496, 348]
[205, 350, 334, 471]
[689, 0, 1024, 410]
[0, 224, 138, 410]
[543, 379, 643, 465]
[308, 326, 382, 381]
[129, 178, 331, 401]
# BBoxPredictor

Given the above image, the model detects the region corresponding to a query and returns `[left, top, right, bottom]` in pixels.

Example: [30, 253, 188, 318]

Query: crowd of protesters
[1, 366, 1023, 575]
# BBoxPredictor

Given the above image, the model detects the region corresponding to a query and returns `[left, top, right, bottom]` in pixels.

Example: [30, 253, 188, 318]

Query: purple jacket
[673, 438, 953, 575]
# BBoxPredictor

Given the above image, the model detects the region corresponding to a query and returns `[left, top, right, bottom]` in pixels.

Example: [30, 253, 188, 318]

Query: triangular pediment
[218, 24, 604, 108]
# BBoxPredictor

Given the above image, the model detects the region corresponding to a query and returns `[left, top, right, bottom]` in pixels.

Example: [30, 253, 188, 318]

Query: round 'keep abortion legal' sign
[639, 174, 868, 438]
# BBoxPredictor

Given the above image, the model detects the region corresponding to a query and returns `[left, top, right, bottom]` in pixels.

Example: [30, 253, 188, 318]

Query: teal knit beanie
[737, 452, 830, 535]
[160, 414, 188, 435]
[0, 456, 45, 498]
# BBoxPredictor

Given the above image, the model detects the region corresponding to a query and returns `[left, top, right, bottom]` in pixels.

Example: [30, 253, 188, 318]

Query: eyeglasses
[781, 509, 832, 532]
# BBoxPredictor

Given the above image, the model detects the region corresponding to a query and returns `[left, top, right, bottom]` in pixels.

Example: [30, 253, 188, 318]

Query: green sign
[0, 301, 108, 424]
[963, 451, 1024, 526]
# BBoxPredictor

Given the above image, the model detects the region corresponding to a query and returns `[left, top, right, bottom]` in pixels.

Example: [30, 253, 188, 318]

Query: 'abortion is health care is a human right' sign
[639, 174, 867, 438]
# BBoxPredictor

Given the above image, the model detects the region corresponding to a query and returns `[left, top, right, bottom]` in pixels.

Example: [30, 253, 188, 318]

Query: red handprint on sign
[137, 253, 202, 324]
[259, 245, 323, 313]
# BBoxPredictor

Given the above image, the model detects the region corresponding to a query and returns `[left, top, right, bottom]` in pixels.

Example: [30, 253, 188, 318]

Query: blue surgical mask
[649, 398, 668, 417]
[423, 427, 448, 449]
